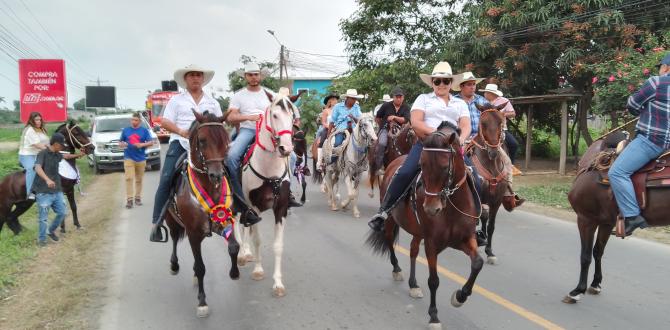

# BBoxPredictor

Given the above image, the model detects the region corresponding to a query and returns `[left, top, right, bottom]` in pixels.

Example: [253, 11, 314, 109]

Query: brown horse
[366, 122, 484, 329]
[0, 120, 94, 235]
[465, 102, 510, 264]
[367, 122, 417, 199]
[563, 135, 670, 304]
[164, 110, 238, 317]
[291, 125, 310, 204]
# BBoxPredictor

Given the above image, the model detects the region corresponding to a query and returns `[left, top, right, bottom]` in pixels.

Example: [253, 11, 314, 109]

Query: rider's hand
[387, 116, 395, 122]
[247, 114, 261, 122]
[46, 179, 56, 189]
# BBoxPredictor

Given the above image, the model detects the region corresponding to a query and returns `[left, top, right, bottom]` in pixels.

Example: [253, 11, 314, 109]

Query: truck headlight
[96, 142, 107, 150]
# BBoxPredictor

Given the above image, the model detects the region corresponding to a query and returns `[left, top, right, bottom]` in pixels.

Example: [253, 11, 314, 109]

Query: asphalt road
[99, 153, 670, 330]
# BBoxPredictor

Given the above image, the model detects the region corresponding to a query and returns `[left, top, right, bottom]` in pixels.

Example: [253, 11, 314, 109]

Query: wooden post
[559, 101, 568, 175]
[525, 105, 533, 170]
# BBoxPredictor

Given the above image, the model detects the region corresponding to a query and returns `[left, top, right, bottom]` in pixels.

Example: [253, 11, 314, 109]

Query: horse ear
[265, 90, 274, 103]
[192, 109, 203, 122]
[475, 103, 486, 112]
[448, 132, 457, 145]
[496, 102, 509, 111]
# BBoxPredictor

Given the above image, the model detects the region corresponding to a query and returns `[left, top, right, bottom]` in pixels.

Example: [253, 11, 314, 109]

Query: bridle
[189, 122, 227, 175]
[63, 122, 93, 150]
[352, 117, 374, 153]
[470, 109, 503, 151]
[256, 98, 295, 152]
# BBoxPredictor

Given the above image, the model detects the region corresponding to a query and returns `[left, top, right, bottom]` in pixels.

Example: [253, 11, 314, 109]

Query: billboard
[18, 59, 67, 123]
[85, 86, 116, 108]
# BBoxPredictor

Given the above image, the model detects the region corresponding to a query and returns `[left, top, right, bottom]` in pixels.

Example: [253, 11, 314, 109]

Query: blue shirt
[120, 126, 152, 162]
[454, 93, 487, 137]
[330, 102, 362, 131]
[627, 73, 670, 149]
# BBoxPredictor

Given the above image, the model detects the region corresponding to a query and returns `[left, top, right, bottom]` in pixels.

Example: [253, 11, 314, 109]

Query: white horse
[235, 90, 296, 297]
[323, 112, 377, 217]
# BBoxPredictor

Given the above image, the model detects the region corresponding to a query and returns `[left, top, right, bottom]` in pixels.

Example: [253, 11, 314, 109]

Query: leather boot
[624, 215, 648, 236]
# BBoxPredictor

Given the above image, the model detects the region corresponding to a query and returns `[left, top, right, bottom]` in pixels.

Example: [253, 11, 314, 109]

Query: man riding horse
[609, 52, 670, 236]
[374, 86, 410, 175]
[323, 89, 363, 166]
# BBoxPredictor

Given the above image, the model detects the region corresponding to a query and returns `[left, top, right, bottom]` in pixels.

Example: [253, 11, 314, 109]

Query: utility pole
[267, 30, 287, 81]
[89, 77, 108, 86]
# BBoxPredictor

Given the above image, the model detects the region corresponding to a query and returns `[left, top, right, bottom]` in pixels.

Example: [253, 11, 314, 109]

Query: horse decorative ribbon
[187, 166, 234, 240]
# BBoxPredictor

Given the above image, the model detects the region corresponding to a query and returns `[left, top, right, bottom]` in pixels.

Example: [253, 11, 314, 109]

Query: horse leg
[484, 205, 500, 264]
[235, 223, 254, 266]
[300, 180, 307, 204]
[384, 222, 402, 281]
[589, 224, 613, 295]
[563, 218, 597, 304]
[451, 238, 484, 307]
[61, 188, 79, 233]
[340, 176, 353, 211]
[326, 174, 338, 211]
[167, 216, 181, 275]
[227, 229, 240, 280]
[424, 241, 442, 329]
[351, 178, 361, 218]
[250, 224, 265, 281]
[271, 215, 286, 297]
[187, 234, 208, 317]
[7, 201, 33, 235]
[407, 235, 424, 298]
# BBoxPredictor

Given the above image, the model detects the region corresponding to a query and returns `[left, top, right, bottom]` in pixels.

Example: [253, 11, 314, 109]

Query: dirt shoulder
[0, 172, 123, 330]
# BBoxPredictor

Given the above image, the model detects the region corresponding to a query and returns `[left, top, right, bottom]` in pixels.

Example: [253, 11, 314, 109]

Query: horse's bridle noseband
[190, 122, 226, 174]
[64, 123, 93, 150]
[257, 98, 295, 152]
[472, 109, 503, 150]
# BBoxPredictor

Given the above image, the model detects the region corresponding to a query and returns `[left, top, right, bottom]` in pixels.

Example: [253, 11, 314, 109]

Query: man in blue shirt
[120, 112, 154, 209]
[452, 71, 486, 139]
[610, 52, 670, 236]
[328, 89, 363, 163]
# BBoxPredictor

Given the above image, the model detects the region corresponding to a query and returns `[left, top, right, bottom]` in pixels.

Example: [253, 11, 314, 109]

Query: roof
[288, 77, 334, 81]
[508, 93, 582, 105]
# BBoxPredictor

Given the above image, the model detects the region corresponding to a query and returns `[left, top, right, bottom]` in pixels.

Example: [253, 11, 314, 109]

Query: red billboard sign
[19, 59, 67, 123]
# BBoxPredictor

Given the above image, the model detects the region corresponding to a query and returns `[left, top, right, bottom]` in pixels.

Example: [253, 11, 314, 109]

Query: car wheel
[94, 162, 104, 175]
[153, 162, 161, 171]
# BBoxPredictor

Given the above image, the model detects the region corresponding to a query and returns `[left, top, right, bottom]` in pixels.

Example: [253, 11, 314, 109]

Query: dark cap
[50, 132, 66, 146]
[391, 87, 404, 96]
[323, 92, 340, 105]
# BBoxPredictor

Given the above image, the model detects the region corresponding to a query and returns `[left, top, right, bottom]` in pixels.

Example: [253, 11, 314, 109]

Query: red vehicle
[146, 90, 179, 142]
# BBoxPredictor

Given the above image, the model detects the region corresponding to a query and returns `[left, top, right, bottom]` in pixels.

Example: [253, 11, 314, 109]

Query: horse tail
[365, 222, 398, 257]
[312, 158, 324, 184]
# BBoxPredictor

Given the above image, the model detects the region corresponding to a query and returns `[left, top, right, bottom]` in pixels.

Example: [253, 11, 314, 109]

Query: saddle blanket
[59, 160, 79, 180]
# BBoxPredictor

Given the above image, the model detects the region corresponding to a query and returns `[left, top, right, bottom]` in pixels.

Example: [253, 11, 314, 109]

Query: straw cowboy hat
[173, 64, 215, 89]
[451, 71, 486, 92]
[479, 83, 504, 97]
[379, 94, 392, 102]
[341, 89, 364, 99]
[236, 62, 268, 78]
[419, 61, 454, 87]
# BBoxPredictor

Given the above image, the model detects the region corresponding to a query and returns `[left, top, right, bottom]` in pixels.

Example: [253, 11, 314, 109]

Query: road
[99, 153, 670, 330]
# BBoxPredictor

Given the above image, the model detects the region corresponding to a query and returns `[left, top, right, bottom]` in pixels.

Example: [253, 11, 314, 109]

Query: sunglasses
[433, 78, 453, 86]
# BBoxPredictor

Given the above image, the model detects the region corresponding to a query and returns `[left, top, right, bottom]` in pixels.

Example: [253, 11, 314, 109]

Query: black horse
[0, 120, 94, 235]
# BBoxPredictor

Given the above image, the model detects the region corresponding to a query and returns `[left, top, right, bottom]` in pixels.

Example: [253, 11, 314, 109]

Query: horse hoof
[428, 322, 442, 330]
[409, 287, 424, 299]
[237, 258, 247, 267]
[229, 268, 240, 280]
[196, 305, 209, 318]
[392, 272, 403, 281]
[170, 266, 179, 275]
[368, 192, 374, 198]
[245, 254, 255, 262]
[587, 286, 601, 295]
[562, 294, 581, 304]
[273, 285, 286, 297]
[331, 206, 338, 211]
[451, 290, 464, 307]
[486, 256, 498, 265]
[251, 270, 264, 281]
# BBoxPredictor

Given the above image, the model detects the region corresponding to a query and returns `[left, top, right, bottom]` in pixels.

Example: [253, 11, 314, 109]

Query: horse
[163, 110, 239, 317]
[465, 102, 510, 264]
[368, 121, 416, 199]
[291, 125, 310, 205]
[562, 134, 670, 304]
[366, 122, 484, 329]
[234, 90, 296, 298]
[0, 120, 94, 235]
[323, 113, 377, 218]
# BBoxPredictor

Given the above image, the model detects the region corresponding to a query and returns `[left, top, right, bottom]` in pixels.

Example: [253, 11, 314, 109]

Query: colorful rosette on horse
[187, 166, 234, 241]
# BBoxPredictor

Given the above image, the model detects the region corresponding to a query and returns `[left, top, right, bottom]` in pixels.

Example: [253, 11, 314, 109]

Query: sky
[0, 0, 357, 110]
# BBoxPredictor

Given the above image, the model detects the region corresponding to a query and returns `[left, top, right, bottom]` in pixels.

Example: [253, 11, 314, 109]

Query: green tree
[13, 100, 19, 112]
[216, 96, 229, 111]
[294, 90, 324, 136]
[227, 55, 280, 92]
[73, 98, 86, 111]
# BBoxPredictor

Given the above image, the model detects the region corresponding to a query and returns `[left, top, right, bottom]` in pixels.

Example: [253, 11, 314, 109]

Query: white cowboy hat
[236, 62, 268, 78]
[479, 83, 504, 97]
[341, 88, 364, 99]
[451, 72, 486, 92]
[379, 94, 392, 102]
[173, 64, 215, 89]
[419, 61, 454, 87]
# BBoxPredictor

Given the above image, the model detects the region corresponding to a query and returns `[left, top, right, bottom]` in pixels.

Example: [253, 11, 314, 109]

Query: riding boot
[150, 223, 164, 242]
[288, 192, 302, 207]
[368, 189, 397, 232]
[476, 230, 488, 247]
[624, 215, 648, 236]
[233, 192, 261, 227]
[502, 184, 525, 212]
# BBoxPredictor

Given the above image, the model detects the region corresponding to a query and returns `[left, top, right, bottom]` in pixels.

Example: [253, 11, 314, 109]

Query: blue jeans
[330, 132, 346, 163]
[504, 131, 518, 164]
[19, 154, 37, 196]
[225, 127, 256, 199]
[609, 135, 663, 218]
[152, 141, 186, 224]
[36, 192, 66, 242]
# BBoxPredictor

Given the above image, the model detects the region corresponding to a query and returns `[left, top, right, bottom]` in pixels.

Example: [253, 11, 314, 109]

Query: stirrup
[241, 210, 262, 227]
[150, 224, 168, 243]
[368, 211, 388, 231]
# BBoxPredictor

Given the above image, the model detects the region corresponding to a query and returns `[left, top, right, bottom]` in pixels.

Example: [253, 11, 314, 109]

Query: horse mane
[425, 121, 460, 148]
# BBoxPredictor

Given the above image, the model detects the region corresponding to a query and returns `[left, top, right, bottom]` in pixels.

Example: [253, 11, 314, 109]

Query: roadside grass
[0, 121, 91, 143]
[0, 148, 94, 299]
[514, 174, 574, 210]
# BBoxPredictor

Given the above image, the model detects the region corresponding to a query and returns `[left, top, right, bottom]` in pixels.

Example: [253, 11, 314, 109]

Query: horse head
[58, 119, 95, 155]
[356, 113, 378, 147]
[475, 102, 507, 160]
[263, 90, 296, 157]
[420, 121, 465, 216]
[189, 110, 228, 186]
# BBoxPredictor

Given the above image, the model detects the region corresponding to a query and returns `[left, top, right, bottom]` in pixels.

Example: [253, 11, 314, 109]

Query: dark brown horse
[465, 102, 510, 264]
[563, 135, 670, 304]
[164, 110, 239, 317]
[292, 125, 310, 204]
[367, 122, 417, 199]
[366, 122, 484, 329]
[0, 120, 94, 235]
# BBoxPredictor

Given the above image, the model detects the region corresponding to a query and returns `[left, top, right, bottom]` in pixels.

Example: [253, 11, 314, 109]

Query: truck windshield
[96, 118, 150, 133]
[152, 103, 165, 117]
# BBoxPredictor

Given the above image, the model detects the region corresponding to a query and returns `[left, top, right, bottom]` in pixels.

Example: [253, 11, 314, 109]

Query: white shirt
[411, 92, 469, 129]
[162, 91, 222, 150]
[19, 126, 50, 156]
[229, 87, 275, 130]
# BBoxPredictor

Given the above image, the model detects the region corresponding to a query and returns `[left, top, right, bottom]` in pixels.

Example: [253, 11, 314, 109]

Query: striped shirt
[454, 93, 486, 137]
[627, 73, 670, 149]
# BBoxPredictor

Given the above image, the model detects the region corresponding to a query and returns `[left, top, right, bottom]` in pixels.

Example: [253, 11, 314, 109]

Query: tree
[13, 100, 19, 112]
[216, 96, 229, 111]
[0, 96, 5, 104]
[73, 98, 86, 111]
[227, 55, 280, 93]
